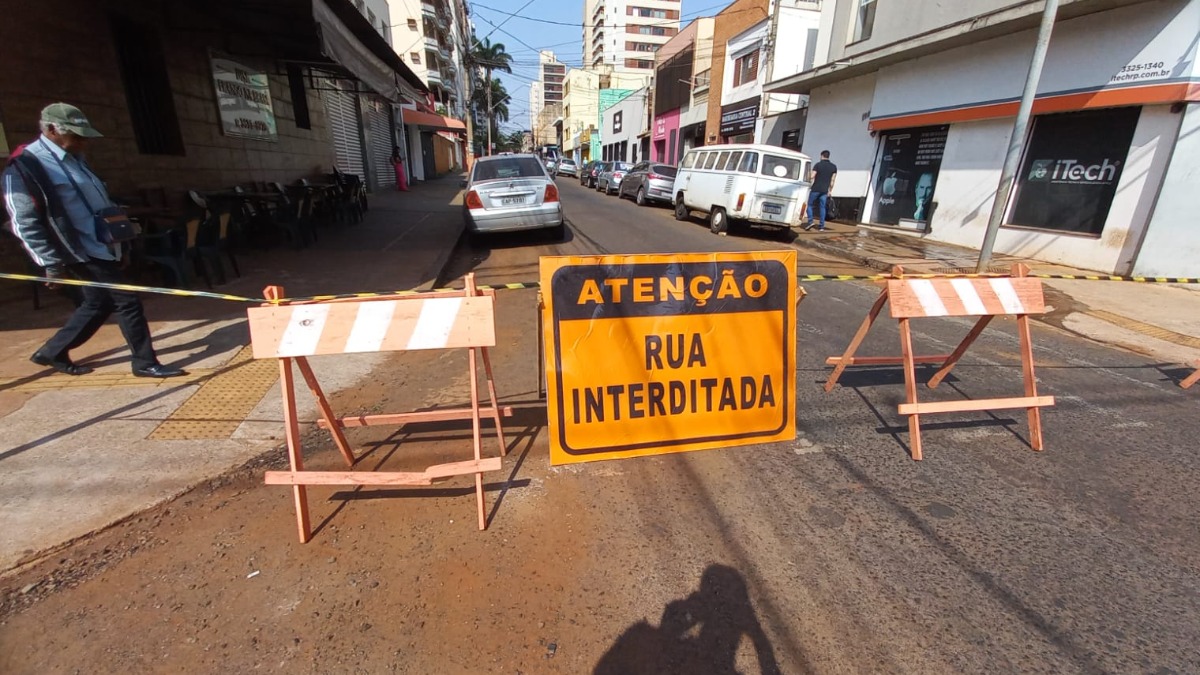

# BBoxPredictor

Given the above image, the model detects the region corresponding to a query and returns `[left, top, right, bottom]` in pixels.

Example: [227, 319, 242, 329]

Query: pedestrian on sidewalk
[391, 145, 409, 192]
[2, 103, 185, 378]
[803, 150, 838, 232]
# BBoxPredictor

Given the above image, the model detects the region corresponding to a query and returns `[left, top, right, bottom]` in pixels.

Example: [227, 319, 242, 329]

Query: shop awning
[199, 0, 426, 103]
[402, 108, 467, 132]
[436, 130, 462, 143]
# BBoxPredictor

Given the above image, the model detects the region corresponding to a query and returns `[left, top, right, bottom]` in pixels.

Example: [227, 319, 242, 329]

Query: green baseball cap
[40, 102, 103, 138]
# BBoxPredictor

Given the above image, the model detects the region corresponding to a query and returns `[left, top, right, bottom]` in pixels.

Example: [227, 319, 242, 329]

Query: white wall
[919, 106, 1179, 273]
[1131, 103, 1199, 276]
[721, 21, 769, 107]
[800, 73, 878, 198]
[870, 1, 1198, 122]
[601, 88, 649, 155]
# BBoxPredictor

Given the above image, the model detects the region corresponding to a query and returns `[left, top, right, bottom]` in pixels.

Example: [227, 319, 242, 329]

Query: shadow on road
[594, 564, 782, 675]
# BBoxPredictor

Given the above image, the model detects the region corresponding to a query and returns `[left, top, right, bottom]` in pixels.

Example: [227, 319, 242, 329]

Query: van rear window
[762, 155, 803, 180]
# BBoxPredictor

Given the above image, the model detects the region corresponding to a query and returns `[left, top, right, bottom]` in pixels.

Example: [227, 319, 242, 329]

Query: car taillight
[648, 173, 662, 180]
[736, 193, 746, 210]
[465, 190, 483, 209]
[544, 183, 560, 203]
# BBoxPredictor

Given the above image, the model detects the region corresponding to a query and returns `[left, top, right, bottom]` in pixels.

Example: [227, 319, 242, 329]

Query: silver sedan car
[462, 154, 564, 239]
[597, 161, 633, 195]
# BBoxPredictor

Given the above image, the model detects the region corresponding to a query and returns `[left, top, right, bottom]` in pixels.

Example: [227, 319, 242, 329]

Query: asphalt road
[442, 179, 1200, 673]
[3, 178, 1198, 674]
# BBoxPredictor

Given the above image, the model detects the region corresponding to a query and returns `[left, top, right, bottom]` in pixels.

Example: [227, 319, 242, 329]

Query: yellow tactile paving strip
[0, 370, 214, 392]
[1085, 310, 1200, 350]
[148, 346, 281, 440]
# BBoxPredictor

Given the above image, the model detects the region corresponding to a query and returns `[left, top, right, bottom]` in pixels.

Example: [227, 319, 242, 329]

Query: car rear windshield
[473, 157, 546, 181]
[651, 165, 677, 177]
[613, 162, 632, 171]
[761, 155, 803, 180]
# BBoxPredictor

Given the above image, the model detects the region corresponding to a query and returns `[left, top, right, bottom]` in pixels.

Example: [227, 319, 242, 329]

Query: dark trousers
[40, 258, 159, 370]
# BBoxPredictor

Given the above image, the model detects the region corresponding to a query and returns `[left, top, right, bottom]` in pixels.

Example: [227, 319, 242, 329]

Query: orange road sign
[540, 251, 799, 465]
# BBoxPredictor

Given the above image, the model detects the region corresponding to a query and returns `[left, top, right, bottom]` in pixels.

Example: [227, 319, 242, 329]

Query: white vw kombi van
[671, 144, 812, 235]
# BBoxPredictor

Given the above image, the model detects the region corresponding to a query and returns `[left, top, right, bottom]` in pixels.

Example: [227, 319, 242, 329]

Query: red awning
[402, 108, 466, 131]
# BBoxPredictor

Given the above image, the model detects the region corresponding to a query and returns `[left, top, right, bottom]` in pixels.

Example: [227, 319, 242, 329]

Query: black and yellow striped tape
[3, 271, 1197, 306]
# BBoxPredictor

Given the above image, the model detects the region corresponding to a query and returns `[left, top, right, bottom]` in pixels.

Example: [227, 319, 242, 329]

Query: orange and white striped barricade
[247, 274, 512, 542]
[1181, 362, 1200, 389]
[824, 264, 1054, 460]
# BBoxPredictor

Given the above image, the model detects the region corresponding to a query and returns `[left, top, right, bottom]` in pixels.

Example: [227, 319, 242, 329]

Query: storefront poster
[1008, 107, 1140, 235]
[211, 55, 278, 142]
[872, 125, 947, 226]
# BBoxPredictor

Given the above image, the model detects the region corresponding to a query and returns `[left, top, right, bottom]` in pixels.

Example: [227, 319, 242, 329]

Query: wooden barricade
[1181, 362, 1200, 390]
[824, 264, 1054, 460]
[247, 273, 512, 542]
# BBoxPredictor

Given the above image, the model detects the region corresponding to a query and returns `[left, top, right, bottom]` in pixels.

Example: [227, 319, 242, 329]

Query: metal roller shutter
[323, 80, 365, 179]
[364, 97, 395, 190]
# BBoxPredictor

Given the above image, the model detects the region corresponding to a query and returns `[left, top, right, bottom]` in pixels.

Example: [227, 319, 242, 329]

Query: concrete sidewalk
[0, 176, 467, 574]
[792, 221, 1200, 369]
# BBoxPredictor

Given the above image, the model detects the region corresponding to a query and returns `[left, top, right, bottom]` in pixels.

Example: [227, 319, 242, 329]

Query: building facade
[705, 0, 770, 145]
[601, 87, 650, 163]
[584, 0, 683, 71]
[767, 0, 1200, 275]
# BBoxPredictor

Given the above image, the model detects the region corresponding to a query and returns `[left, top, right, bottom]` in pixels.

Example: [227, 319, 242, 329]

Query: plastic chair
[197, 198, 241, 284]
[141, 197, 212, 288]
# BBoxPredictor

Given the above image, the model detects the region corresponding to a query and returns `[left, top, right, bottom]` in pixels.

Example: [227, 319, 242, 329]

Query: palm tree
[470, 37, 512, 155]
[472, 78, 511, 154]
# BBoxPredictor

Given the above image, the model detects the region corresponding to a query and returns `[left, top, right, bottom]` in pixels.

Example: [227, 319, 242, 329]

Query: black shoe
[30, 351, 93, 376]
[133, 364, 187, 379]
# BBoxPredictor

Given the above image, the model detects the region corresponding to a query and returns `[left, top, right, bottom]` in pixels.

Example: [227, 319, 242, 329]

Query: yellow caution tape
[4, 271, 1197, 306]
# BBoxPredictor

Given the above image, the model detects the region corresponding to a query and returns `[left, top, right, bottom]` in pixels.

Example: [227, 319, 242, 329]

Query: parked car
[618, 162, 678, 206]
[461, 153, 564, 239]
[597, 161, 632, 195]
[556, 158, 578, 178]
[582, 161, 609, 189]
[578, 160, 598, 186]
[543, 156, 559, 176]
[672, 144, 812, 236]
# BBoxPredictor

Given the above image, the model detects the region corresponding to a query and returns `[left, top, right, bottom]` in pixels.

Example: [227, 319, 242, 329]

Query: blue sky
[467, 1, 731, 132]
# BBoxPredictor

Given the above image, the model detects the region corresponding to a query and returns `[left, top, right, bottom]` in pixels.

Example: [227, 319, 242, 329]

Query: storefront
[652, 108, 680, 164]
[768, 0, 1200, 275]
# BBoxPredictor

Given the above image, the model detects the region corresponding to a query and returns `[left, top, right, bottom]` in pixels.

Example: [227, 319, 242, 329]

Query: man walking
[803, 150, 838, 232]
[3, 103, 185, 378]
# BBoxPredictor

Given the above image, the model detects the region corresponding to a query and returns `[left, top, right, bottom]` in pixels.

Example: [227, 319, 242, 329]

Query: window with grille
[109, 14, 184, 155]
[411, 52, 422, 64]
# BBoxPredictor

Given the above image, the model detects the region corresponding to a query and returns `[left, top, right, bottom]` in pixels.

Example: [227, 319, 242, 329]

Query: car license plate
[501, 196, 525, 206]
[762, 203, 782, 215]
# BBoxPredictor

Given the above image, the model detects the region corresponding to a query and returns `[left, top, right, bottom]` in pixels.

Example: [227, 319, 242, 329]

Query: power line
[471, 2, 762, 29]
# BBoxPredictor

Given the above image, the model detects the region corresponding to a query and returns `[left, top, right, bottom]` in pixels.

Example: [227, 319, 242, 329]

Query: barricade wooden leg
[928, 316, 994, 389]
[537, 292, 546, 400]
[294, 356, 356, 467]
[279, 358, 312, 542]
[479, 347, 507, 457]
[1181, 362, 1200, 389]
[898, 318, 923, 461]
[1017, 314, 1045, 451]
[468, 346, 486, 530]
[825, 286, 889, 392]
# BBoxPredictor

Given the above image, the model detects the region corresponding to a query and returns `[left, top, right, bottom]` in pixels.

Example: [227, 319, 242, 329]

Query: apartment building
[583, 0, 683, 71]
[388, 0, 473, 179]
[767, 0, 1200, 276]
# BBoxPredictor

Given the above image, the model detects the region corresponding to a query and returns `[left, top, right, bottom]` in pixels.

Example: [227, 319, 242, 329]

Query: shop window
[871, 125, 948, 225]
[110, 14, 184, 155]
[1008, 107, 1140, 236]
[854, 0, 876, 42]
[287, 64, 311, 130]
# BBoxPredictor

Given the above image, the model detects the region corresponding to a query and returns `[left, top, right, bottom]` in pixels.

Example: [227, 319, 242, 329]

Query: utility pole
[485, 67, 493, 156]
[976, 0, 1060, 272]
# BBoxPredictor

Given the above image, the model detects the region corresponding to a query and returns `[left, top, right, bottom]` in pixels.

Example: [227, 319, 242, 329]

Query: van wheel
[674, 198, 689, 221]
[636, 187, 647, 206]
[710, 208, 728, 235]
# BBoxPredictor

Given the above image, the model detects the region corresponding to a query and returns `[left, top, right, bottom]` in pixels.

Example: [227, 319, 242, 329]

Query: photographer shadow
[594, 564, 781, 675]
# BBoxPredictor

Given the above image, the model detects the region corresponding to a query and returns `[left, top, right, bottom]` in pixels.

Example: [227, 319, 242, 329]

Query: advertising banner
[719, 97, 761, 137]
[211, 54, 278, 142]
[540, 251, 797, 465]
[872, 125, 948, 226]
[1009, 107, 1140, 235]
